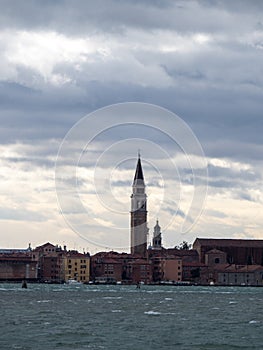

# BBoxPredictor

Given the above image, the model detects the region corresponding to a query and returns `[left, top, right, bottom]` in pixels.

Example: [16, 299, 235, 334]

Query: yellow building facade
[63, 252, 90, 283]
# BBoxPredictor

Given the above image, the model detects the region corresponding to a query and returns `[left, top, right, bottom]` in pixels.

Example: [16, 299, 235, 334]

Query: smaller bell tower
[152, 220, 162, 249]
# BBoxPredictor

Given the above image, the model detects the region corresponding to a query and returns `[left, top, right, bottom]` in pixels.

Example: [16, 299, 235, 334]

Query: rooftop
[194, 238, 263, 248]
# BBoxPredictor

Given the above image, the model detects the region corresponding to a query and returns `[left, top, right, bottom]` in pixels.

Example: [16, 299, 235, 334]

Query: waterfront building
[193, 246, 263, 285]
[194, 238, 263, 265]
[90, 251, 152, 284]
[0, 251, 38, 281]
[151, 256, 182, 283]
[130, 154, 148, 256]
[216, 264, 263, 286]
[63, 251, 90, 283]
[34, 242, 65, 283]
[182, 261, 208, 284]
[126, 258, 152, 284]
[90, 252, 123, 283]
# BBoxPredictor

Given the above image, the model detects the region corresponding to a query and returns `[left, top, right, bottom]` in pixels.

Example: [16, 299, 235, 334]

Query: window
[214, 258, 220, 264]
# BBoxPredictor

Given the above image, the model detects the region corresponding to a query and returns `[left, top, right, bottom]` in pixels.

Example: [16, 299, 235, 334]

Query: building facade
[34, 242, 65, 283]
[63, 251, 90, 283]
[217, 265, 263, 286]
[151, 256, 182, 283]
[194, 238, 263, 265]
[0, 253, 38, 281]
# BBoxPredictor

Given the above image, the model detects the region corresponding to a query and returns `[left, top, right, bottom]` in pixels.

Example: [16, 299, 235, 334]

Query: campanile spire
[130, 154, 148, 256]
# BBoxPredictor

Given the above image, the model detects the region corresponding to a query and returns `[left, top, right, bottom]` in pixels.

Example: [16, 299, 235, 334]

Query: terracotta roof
[66, 252, 88, 258]
[166, 249, 198, 256]
[194, 238, 263, 248]
[34, 242, 56, 251]
[91, 251, 131, 259]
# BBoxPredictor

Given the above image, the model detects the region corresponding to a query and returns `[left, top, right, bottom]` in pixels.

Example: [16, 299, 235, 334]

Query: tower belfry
[130, 154, 148, 256]
[152, 220, 162, 249]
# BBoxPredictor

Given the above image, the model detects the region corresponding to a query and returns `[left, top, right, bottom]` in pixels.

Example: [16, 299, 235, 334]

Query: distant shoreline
[1, 281, 263, 287]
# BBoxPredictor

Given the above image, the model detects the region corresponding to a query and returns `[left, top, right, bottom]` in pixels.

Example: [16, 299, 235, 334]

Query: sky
[0, 0, 263, 254]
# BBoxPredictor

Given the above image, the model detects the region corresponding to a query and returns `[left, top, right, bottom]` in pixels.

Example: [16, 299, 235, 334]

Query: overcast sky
[0, 0, 263, 253]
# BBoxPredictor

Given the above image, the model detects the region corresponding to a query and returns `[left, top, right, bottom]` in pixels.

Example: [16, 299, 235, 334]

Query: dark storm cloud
[1, 77, 262, 163]
[0, 0, 178, 33]
[200, 0, 263, 14]
[0, 0, 261, 35]
[0, 0, 262, 170]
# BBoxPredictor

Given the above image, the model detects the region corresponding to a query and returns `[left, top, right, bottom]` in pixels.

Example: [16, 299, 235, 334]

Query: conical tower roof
[134, 156, 144, 181]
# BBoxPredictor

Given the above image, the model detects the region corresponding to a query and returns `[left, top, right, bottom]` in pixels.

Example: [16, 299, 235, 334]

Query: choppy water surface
[0, 284, 263, 350]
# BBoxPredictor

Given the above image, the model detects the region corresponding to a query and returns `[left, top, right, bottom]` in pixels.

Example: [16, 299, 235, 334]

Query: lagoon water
[0, 284, 263, 350]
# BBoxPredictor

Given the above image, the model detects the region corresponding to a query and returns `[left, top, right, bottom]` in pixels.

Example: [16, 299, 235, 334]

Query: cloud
[0, 207, 45, 222]
[0, 0, 263, 250]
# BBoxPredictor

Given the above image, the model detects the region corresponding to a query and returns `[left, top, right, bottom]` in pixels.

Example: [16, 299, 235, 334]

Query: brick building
[0, 245, 38, 281]
[193, 238, 263, 265]
[90, 251, 152, 284]
[151, 256, 182, 283]
[216, 265, 263, 286]
[34, 242, 65, 283]
[0, 253, 38, 281]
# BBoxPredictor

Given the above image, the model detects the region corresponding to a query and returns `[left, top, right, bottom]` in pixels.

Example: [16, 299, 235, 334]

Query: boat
[22, 280, 27, 289]
[66, 278, 82, 285]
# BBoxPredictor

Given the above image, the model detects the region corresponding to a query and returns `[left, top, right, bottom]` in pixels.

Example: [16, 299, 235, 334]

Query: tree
[175, 241, 192, 250]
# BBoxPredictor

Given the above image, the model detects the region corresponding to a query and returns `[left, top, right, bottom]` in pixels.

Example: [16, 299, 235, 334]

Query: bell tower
[130, 154, 148, 256]
[152, 220, 162, 249]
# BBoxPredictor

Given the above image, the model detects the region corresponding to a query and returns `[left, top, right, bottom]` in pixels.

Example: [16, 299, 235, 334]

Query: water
[0, 284, 263, 350]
